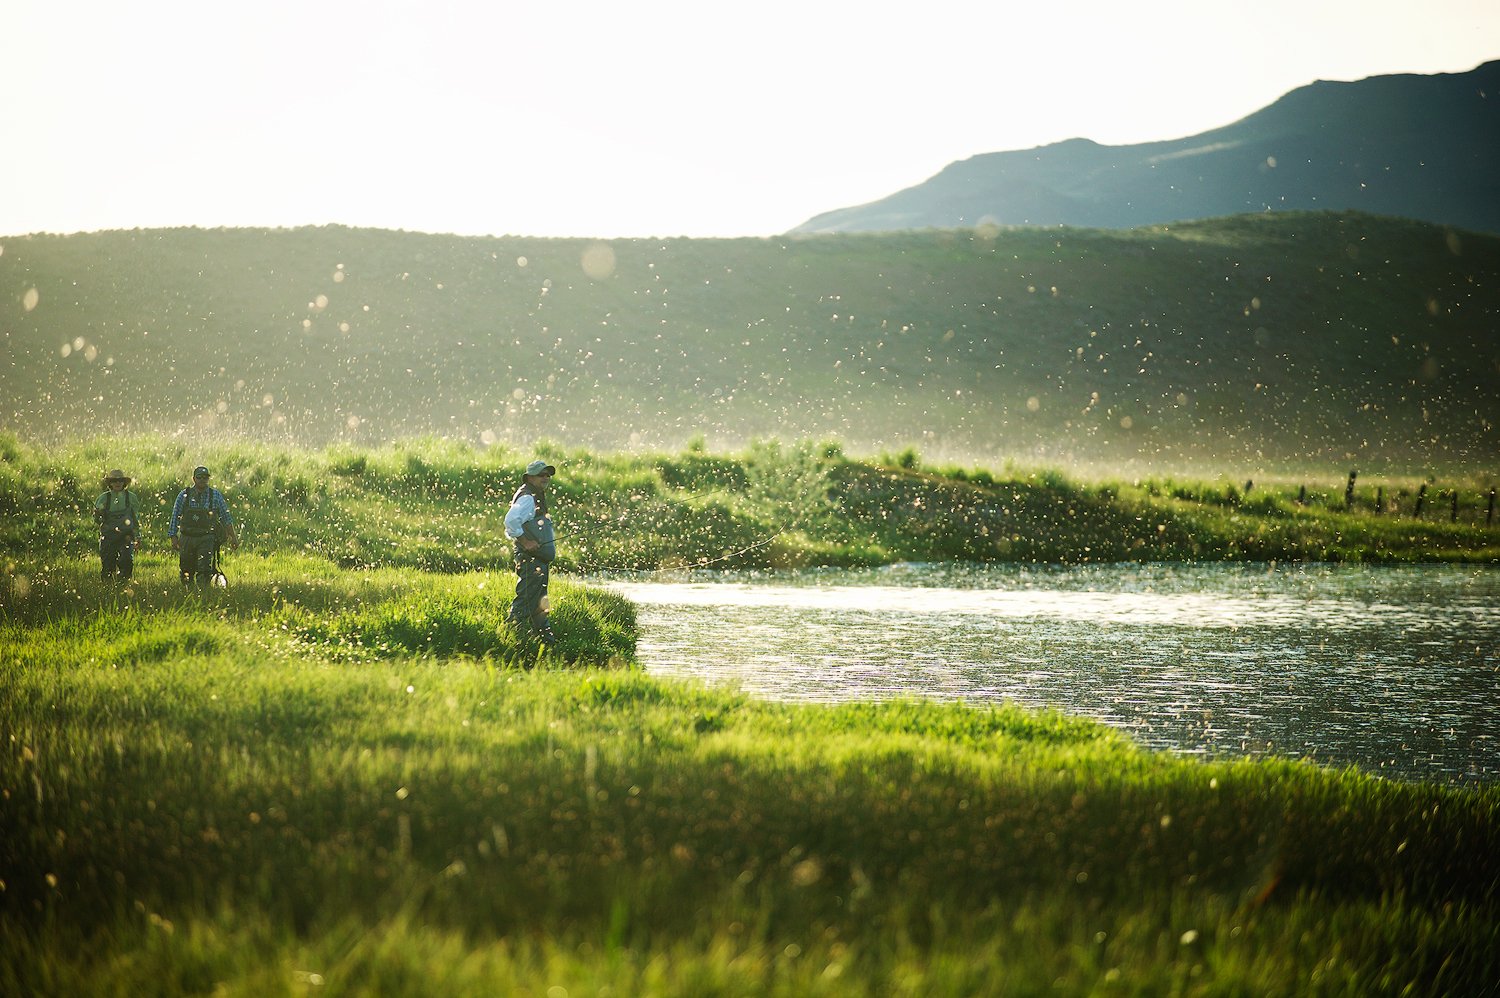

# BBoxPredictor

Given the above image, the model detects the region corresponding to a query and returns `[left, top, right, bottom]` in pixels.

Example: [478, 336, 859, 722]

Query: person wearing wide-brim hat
[94, 469, 141, 581]
[503, 459, 559, 646]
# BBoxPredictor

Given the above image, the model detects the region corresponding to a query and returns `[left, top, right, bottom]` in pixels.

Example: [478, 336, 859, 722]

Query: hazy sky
[5, 0, 1497, 239]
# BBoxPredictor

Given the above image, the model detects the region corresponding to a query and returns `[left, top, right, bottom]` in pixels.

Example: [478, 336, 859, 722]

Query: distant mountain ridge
[792, 61, 1500, 234]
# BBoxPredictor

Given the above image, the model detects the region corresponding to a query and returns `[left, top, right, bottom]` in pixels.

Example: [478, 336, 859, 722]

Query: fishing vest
[178, 488, 222, 538]
[97, 491, 139, 535]
[511, 483, 556, 562]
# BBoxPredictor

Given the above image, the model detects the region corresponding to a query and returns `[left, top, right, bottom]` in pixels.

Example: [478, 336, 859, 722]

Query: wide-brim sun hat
[102, 469, 132, 486]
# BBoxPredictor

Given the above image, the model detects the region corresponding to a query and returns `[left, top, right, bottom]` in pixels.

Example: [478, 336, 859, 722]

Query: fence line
[1276, 473, 1497, 525]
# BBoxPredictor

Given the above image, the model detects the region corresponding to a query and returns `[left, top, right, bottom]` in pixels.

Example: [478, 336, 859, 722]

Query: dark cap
[193, 466, 210, 478]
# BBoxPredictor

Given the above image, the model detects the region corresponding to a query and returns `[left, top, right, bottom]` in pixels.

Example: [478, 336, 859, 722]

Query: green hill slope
[3, 212, 1496, 474]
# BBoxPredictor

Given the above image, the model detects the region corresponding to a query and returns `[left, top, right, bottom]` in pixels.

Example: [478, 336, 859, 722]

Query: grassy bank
[4, 433, 1498, 992]
[4, 433, 1497, 572]
[2, 637, 1496, 994]
[1, 552, 634, 668]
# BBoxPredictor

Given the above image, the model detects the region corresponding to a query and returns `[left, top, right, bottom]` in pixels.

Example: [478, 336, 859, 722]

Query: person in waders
[94, 468, 141, 580]
[504, 459, 558, 646]
[169, 466, 239, 588]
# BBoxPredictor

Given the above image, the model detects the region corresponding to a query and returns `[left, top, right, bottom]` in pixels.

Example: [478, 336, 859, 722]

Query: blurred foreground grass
[2, 619, 1496, 994]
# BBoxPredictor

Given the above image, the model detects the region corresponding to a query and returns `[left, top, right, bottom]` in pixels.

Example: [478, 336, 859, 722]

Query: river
[605, 563, 1499, 785]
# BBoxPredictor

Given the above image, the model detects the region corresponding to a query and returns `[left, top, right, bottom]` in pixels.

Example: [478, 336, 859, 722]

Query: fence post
[1415, 483, 1427, 519]
[1376, 486, 1384, 514]
[1489, 488, 1496, 527]
[1451, 490, 1459, 523]
[1244, 479, 1253, 496]
[1297, 485, 1306, 505]
[1345, 470, 1357, 510]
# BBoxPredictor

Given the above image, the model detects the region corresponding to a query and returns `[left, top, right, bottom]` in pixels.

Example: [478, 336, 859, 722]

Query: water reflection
[606, 563, 1499, 785]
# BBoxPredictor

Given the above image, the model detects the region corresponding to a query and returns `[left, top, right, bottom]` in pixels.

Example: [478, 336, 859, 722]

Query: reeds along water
[4, 434, 1499, 592]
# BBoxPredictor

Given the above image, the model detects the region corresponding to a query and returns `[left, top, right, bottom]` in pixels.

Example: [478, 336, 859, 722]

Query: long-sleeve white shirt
[504, 493, 538, 539]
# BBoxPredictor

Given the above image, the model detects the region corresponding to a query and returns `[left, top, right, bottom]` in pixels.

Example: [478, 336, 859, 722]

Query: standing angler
[94, 468, 141, 580]
[504, 459, 558, 646]
[169, 465, 240, 588]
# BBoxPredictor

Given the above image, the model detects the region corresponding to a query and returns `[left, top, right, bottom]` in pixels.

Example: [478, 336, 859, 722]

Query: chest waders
[179, 489, 226, 588]
[97, 491, 138, 580]
[98, 491, 139, 536]
[508, 483, 556, 645]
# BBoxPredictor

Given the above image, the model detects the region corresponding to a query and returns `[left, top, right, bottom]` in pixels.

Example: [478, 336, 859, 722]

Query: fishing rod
[548, 467, 830, 578]
[614, 523, 795, 576]
[543, 484, 737, 546]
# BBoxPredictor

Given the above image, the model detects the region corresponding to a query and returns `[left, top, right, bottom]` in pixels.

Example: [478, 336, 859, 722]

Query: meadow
[3, 434, 1499, 994]
[4, 433, 1498, 576]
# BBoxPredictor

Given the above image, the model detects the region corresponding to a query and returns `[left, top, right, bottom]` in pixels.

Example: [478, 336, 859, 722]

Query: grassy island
[3, 434, 1498, 994]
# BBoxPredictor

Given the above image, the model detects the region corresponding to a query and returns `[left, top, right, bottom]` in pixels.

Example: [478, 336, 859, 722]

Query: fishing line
[544, 466, 830, 581]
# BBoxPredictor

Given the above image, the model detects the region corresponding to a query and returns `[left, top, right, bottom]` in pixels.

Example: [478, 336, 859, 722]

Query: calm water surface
[606, 563, 1499, 785]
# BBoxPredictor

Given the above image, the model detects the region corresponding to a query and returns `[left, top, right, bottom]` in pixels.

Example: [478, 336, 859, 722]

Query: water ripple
[606, 564, 1500, 785]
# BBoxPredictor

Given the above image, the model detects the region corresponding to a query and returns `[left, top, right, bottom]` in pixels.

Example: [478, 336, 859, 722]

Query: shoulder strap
[514, 482, 546, 516]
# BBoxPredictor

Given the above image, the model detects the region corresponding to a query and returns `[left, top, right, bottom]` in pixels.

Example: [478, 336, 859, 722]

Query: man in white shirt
[504, 459, 558, 646]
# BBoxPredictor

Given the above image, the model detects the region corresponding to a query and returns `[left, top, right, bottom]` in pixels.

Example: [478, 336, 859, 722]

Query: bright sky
[5, 0, 1497, 239]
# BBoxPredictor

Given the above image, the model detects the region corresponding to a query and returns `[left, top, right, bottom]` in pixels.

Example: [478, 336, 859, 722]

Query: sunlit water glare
[605, 563, 1499, 785]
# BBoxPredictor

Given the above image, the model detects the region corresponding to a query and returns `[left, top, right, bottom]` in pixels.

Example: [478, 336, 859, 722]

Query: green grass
[2, 636, 1496, 994]
[4, 433, 1496, 573]
[3, 433, 1497, 992]
[4, 212, 1498, 474]
[2, 552, 634, 668]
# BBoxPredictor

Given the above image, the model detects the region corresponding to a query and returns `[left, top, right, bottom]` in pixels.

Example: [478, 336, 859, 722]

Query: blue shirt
[169, 486, 233, 537]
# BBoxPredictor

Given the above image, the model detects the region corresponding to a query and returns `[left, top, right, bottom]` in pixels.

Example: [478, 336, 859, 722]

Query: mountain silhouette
[792, 61, 1500, 234]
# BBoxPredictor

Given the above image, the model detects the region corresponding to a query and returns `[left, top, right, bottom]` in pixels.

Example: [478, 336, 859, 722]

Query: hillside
[793, 61, 1500, 235]
[3, 213, 1498, 475]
